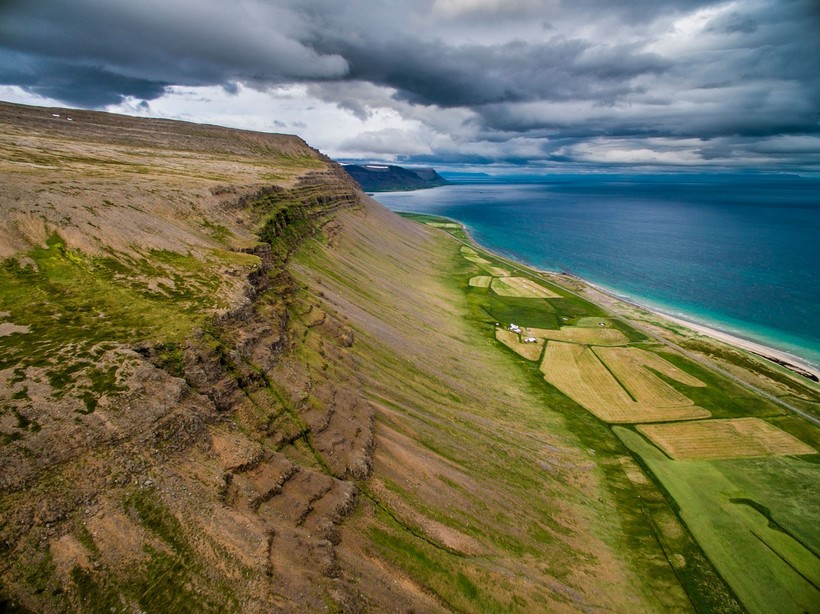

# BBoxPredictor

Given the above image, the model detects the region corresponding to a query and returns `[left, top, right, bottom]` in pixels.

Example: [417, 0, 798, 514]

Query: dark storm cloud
[0, 0, 347, 105]
[307, 36, 668, 108]
[1, 0, 818, 167]
[0, 51, 167, 106]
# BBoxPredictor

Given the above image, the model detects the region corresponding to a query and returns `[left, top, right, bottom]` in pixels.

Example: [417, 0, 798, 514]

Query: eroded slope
[0, 102, 374, 611]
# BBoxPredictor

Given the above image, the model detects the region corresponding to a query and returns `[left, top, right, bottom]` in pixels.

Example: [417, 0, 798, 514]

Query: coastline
[578, 279, 820, 383]
[650, 311, 820, 380]
[424, 214, 820, 384]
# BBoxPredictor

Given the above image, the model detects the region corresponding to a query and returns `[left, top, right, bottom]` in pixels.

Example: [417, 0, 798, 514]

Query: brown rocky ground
[0, 102, 692, 612]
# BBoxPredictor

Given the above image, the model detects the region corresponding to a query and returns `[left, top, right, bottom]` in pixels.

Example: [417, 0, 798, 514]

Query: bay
[372, 173, 820, 369]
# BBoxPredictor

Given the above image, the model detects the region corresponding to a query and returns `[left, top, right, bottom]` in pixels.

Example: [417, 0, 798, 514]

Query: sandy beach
[653, 312, 820, 381]
[563, 276, 820, 383]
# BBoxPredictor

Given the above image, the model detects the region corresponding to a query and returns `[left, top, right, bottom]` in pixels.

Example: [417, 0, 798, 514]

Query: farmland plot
[468, 276, 492, 288]
[638, 418, 816, 460]
[480, 265, 511, 277]
[541, 342, 710, 423]
[594, 346, 705, 407]
[575, 317, 616, 328]
[528, 326, 628, 346]
[495, 328, 544, 361]
[490, 277, 560, 299]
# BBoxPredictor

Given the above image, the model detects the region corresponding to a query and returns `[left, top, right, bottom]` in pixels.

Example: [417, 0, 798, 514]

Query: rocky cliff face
[0, 102, 376, 611]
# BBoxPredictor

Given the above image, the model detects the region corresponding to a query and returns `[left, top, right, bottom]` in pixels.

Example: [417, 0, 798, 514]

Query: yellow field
[541, 341, 633, 407]
[458, 248, 511, 276]
[480, 265, 510, 277]
[468, 275, 492, 288]
[540, 342, 710, 423]
[490, 277, 559, 298]
[593, 347, 705, 407]
[527, 326, 628, 346]
[426, 222, 461, 228]
[637, 418, 816, 460]
[495, 328, 544, 361]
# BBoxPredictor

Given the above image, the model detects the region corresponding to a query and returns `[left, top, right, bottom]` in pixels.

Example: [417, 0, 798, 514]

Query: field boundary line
[591, 346, 638, 403]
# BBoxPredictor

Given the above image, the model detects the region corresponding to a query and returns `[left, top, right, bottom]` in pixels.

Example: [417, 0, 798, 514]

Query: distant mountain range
[343, 163, 448, 191]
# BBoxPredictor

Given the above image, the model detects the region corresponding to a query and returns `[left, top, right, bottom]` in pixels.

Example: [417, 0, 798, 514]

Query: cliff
[0, 102, 372, 611]
[343, 164, 448, 191]
[1, 102, 699, 612]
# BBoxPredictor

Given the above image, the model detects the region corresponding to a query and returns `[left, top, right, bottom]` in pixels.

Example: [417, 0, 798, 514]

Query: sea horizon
[373, 173, 820, 371]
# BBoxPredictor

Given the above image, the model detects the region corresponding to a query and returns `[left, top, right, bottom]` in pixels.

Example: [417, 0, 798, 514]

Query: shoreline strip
[416, 213, 820, 383]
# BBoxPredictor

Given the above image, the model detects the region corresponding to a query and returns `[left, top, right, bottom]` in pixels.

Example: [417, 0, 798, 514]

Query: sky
[1, 0, 819, 171]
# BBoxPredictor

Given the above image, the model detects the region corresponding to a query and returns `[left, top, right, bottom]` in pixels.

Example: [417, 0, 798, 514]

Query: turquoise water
[372, 174, 820, 369]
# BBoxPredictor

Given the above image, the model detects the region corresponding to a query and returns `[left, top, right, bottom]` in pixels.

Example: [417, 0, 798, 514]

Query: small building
[523, 337, 538, 343]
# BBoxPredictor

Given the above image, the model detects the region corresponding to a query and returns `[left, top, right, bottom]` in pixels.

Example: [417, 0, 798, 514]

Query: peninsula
[343, 163, 448, 191]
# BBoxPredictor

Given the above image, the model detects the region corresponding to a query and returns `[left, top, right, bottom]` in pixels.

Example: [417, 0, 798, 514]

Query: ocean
[372, 173, 820, 369]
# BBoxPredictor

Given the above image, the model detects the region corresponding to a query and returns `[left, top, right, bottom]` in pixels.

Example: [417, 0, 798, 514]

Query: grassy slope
[293, 199, 701, 611]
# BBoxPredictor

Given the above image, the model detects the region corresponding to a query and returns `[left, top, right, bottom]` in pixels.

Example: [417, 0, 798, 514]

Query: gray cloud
[0, 0, 818, 168]
[0, 0, 347, 104]
[308, 36, 669, 108]
[0, 51, 167, 106]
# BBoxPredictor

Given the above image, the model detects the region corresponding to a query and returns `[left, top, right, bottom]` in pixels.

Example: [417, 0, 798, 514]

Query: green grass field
[616, 427, 819, 614]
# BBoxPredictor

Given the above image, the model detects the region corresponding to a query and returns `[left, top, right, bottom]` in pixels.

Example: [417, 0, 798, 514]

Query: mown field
[490, 277, 560, 299]
[495, 328, 544, 361]
[540, 342, 711, 423]
[638, 418, 816, 460]
[406, 213, 820, 614]
[528, 326, 628, 346]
